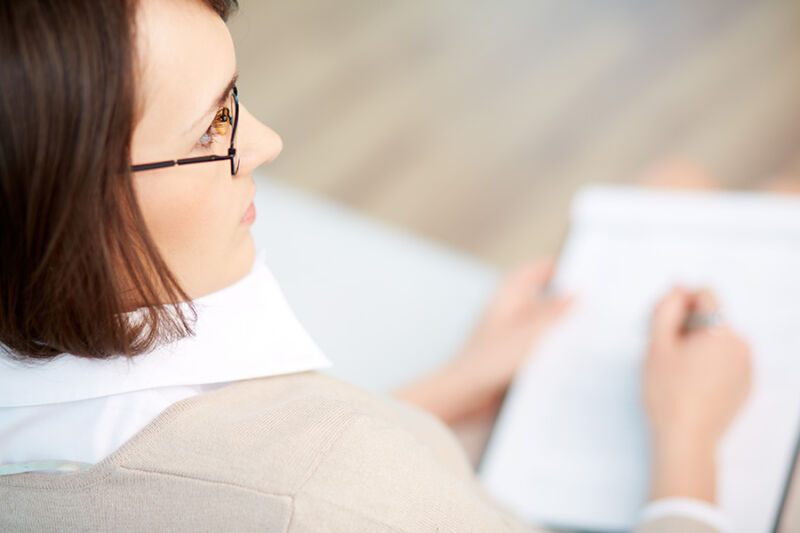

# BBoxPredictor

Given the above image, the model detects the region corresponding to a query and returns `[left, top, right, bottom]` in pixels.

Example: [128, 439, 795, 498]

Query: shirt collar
[0, 250, 331, 407]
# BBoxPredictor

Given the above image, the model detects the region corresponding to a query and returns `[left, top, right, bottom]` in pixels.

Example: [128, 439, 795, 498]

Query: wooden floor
[229, 0, 800, 267]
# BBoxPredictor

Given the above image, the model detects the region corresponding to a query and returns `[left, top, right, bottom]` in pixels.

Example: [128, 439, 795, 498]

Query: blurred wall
[229, 0, 800, 266]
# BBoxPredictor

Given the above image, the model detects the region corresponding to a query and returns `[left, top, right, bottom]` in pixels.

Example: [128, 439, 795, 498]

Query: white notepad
[480, 185, 800, 533]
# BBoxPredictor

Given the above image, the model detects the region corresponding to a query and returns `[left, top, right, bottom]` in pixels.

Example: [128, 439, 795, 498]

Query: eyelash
[197, 116, 224, 150]
[196, 103, 234, 150]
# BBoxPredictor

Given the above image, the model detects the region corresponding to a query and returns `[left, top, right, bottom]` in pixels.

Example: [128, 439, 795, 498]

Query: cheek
[134, 173, 235, 269]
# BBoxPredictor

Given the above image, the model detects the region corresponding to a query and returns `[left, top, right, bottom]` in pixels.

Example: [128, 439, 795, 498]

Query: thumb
[489, 258, 557, 317]
[529, 294, 575, 334]
[650, 286, 690, 351]
[544, 294, 575, 321]
[506, 258, 557, 297]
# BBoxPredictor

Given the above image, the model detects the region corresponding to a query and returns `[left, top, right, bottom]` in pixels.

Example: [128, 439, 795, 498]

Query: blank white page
[480, 185, 800, 533]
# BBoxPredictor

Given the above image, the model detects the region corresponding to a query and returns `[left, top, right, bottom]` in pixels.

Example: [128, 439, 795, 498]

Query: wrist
[650, 436, 717, 503]
[395, 359, 504, 425]
[436, 360, 499, 420]
[395, 366, 473, 424]
[652, 432, 717, 461]
[448, 349, 506, 398]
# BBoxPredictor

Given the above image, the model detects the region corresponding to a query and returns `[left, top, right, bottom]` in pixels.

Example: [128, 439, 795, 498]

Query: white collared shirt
[0, 250, 331, 469]
[0, 251, 725, 530]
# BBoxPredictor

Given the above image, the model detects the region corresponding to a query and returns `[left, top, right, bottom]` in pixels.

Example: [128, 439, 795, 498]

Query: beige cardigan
[0, 372, 717, 532]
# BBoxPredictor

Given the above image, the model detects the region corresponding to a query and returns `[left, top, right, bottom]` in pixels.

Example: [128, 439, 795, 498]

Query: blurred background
[229, 0, 800, 267]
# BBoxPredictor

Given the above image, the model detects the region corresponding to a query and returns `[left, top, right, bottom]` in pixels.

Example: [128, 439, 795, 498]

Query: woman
[0, 0, 751, 531]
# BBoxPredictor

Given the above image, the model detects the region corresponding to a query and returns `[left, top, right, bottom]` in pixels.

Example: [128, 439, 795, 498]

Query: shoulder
[112, 372, 471, 493]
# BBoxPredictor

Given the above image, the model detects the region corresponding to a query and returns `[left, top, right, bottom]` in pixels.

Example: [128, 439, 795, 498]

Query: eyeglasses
[132, 85, 240, 176]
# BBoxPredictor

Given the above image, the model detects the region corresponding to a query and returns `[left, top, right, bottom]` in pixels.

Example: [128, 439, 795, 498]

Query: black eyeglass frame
[131, 85, 240, 176]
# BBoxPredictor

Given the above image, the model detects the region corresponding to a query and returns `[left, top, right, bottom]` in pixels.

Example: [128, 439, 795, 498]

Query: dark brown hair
[0, 0, 238, 361]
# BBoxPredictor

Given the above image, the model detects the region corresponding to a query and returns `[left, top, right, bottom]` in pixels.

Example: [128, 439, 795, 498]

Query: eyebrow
[186, 71, 239, 135]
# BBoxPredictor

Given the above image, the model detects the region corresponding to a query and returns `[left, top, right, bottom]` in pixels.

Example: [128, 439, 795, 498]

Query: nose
[235, 103, 283, 175]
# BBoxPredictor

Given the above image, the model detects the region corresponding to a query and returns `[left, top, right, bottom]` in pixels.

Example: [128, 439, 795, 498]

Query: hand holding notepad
[480, 186, 800, 533]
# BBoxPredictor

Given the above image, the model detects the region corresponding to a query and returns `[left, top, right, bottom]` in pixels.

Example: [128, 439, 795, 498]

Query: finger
[539, 294, 575, 321]
[520, 257, 557, 290]
[525, 294, 574, 337]
[684, 289, 727, 334]
[486, 260, 552, 318]
[691, 288, 720, 313]
[650, 286, 690, 349]
[500, 258, 557, 299]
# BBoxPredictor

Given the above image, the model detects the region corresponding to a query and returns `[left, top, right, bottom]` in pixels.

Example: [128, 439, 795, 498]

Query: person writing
[0, 0, 751, 531]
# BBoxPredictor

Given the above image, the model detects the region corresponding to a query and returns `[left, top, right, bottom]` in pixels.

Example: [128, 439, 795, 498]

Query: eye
[196, 106, 232, 149]
[197, 128, 216, 149]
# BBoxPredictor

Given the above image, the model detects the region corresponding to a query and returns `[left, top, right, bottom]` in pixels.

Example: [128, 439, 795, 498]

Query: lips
[240, 201, 256, 225]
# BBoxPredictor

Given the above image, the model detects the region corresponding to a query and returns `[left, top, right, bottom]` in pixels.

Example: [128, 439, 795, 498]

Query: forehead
[134, 0, 236, 138]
